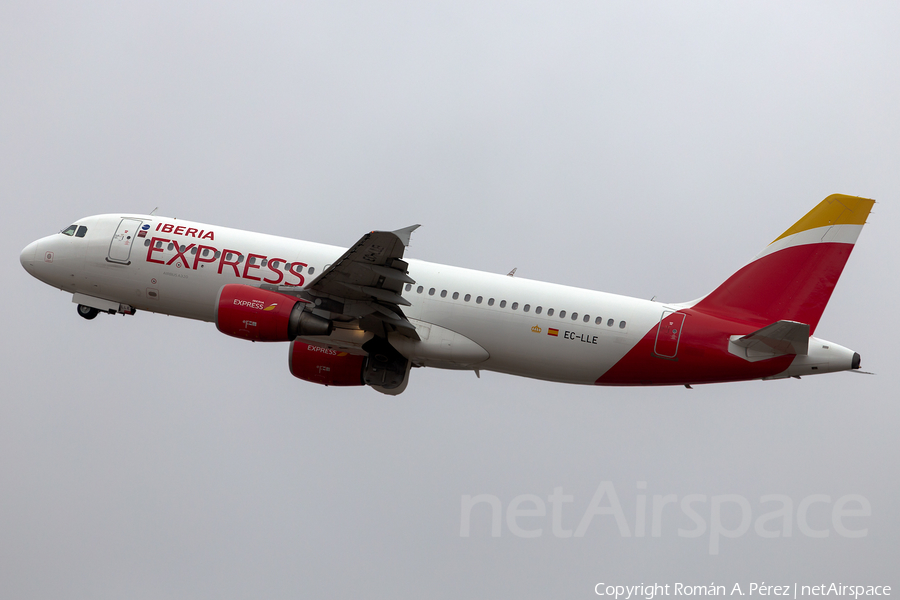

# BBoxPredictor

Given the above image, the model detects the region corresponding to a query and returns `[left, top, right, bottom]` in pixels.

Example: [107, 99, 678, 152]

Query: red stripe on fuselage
[596, 309, 794, 386]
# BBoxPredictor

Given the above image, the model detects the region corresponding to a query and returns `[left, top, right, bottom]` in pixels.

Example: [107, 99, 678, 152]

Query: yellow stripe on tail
[772, 194, 875, 244]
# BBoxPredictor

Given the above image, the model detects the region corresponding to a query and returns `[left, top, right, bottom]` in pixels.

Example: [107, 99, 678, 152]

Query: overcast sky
[2, 2, 899, 598]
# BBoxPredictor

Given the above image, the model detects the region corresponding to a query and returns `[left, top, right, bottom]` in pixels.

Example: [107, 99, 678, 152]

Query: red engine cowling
[289, 340, 366, 386]
[216, 284, 331, 342]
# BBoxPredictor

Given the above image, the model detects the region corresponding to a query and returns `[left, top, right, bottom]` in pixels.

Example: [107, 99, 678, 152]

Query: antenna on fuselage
[507, 268, 517, 277]
[150, 207, 159, 216]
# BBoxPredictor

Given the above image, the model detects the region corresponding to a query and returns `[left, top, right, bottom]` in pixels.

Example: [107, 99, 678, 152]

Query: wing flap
[304, 225, 421, 339]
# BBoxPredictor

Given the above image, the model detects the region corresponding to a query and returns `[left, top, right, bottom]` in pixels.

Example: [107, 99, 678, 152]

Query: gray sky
[2, 2, 899, 598]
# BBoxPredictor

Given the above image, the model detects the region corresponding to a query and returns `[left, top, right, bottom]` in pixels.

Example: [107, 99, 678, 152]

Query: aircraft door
[654, 310, 685, 358]
[107, 218, 143, 265]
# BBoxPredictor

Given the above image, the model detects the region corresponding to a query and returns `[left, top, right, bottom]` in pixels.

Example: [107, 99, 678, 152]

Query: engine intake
[289, 340, 365, 386]
[216, 284, 332, 341]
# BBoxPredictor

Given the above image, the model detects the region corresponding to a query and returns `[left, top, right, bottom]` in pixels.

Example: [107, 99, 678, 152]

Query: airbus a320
[20, 194, 873, 395]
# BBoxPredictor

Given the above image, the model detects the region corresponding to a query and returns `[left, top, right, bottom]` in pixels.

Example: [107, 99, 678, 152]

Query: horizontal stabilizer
[728, 320, 809, 362]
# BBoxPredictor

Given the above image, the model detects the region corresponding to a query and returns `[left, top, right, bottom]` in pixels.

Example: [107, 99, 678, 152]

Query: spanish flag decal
[548, 328, 559, 336]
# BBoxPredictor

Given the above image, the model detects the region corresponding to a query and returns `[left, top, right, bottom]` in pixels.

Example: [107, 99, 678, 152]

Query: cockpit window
[75, 226, 87, 238]
[61, 225, 77, 236]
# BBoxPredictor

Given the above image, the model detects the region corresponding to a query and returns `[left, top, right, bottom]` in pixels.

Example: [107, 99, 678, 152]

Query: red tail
[691, 194, 874, 333]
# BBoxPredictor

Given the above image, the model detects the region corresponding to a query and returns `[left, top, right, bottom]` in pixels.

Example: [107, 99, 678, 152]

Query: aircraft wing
[285, 225, 421, 340]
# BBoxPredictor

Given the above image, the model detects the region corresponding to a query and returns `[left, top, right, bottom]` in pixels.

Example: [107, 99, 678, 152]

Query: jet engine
[289, 340, 366, 386]
[216, 284, 332, 342]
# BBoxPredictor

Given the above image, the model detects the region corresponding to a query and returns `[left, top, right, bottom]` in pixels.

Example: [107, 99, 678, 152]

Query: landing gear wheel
[77, 304, 99, 320]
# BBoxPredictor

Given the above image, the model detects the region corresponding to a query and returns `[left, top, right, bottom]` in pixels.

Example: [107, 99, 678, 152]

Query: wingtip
[392, 224, 421, 246]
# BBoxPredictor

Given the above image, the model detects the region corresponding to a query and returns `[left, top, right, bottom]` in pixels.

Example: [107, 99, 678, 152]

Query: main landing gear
[76, 304, 99, 320]
[362, 337, 411, 391]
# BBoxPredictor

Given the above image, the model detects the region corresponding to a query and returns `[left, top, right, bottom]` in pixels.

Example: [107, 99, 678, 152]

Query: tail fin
[692, 194, 875, 333]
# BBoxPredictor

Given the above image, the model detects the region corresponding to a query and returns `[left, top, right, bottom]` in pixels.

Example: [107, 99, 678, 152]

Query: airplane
[20, 194, 874, 395]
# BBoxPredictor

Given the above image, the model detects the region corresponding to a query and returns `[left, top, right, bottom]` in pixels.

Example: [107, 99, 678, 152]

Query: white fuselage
[21, 214, 665, 384]
[21, 212, 860, 389]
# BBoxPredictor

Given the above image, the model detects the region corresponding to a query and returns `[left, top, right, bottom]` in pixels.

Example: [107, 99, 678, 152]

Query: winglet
[392, 224, 421, 247]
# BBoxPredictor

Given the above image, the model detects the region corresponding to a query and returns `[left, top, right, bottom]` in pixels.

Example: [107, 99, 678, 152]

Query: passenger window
[308, 267, 315, 275]
[523, 304, 530, 312]
[192, 248, 198, 255]
[168, 243, 175, 251]
[417, 286, 424, 294]
[440, 290, 447, 298]
[511, 302, 518, 310]
[429, 288, 436, 296]
[464, 294, 471, 302]
[452, 292, 459, 300]
[144, 239, 151, 247]
[476, 296, 483, 304]
[180, 245, 186, 253]
[202, 248, 210, 257]
[583, 314, 589, 323]
[260, 257, 266, 265]
[571, 312, 578, 320]
[405, 284, 412, 292]
[595, 316, 602, 325]
[607, 319, 614, 327]
[214, 251, 221, 259]
[488, 298, 495, 306]
[61, 225, 77, 236]
[535, 306, 542, 315]
[619, 321, 626, 329]
[500, 300, 507, 308]
[75, 226, 87, 238]
[547, 308, 554, 316]
[559, 310, 566, 318]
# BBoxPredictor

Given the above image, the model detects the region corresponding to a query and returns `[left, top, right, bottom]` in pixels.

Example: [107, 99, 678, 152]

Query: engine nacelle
[216, 284, 332, 342]
[289, 340, 366, 386]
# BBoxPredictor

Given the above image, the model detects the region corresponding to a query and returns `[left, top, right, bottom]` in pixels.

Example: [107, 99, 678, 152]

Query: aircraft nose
[20, 240, 38, 275]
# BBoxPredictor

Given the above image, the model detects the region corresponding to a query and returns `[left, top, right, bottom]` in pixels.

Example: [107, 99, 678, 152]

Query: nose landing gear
[77, 304, 99, 320]
[73, 294, 136, 319]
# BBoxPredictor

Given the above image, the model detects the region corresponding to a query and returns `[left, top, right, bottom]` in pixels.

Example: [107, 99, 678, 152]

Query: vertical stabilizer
[692, 194, 874, 333]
